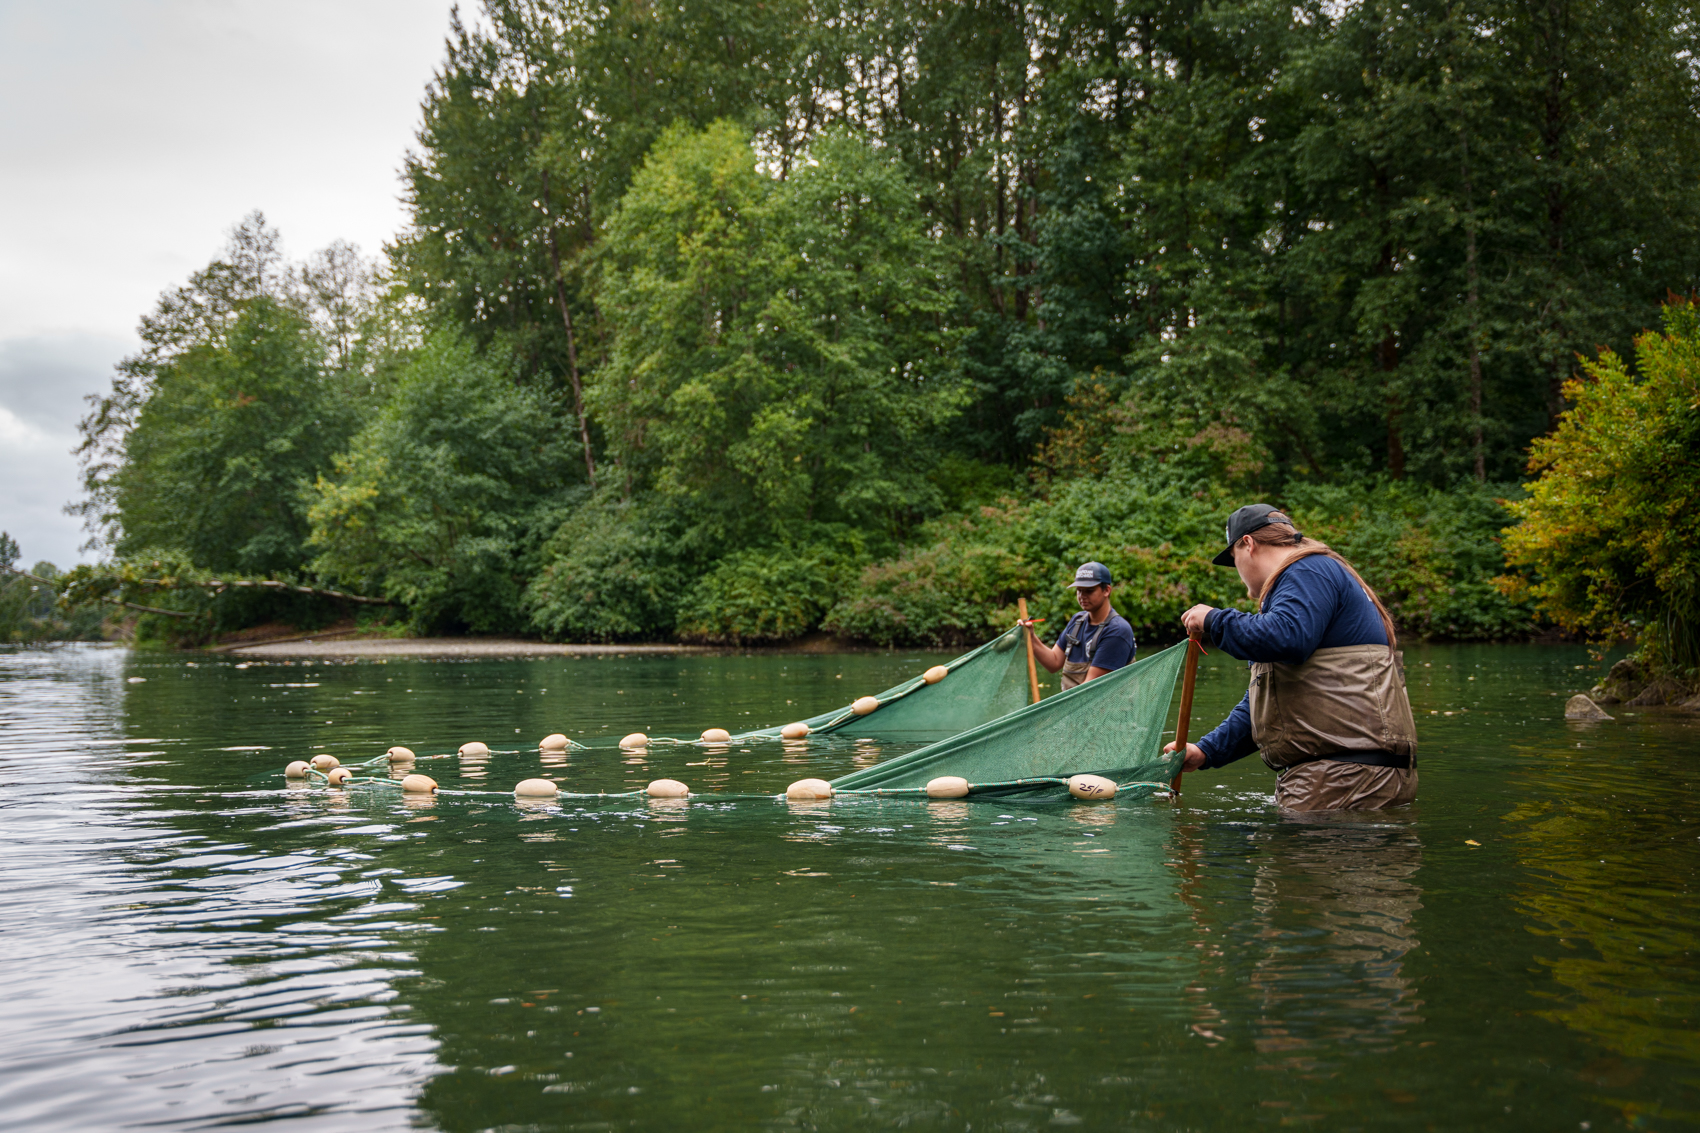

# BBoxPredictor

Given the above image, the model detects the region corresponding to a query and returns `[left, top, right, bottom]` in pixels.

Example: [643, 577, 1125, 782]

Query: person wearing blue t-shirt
[1021, 561, 1136, 690]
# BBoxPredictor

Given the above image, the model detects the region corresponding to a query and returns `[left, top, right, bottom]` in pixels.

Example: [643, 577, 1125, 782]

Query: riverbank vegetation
[47, 0, 1700, 664]
[1503, 299, 1700, 702]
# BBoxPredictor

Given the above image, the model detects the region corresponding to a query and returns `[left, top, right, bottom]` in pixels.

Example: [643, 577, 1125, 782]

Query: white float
[400, 773, 439, 793]
[539, 734, 570, 751]
[646, 779, 689, 798]
[310, 754, 340, 771]
[619, 732, 649, 750]
[514, 778, 560, 798]
[1067, 774, 1118, 800]
[700, 728, 732, 743]
[925, 776, 970, 798]
[780, 721, 811, 740]
[459, 741, 490, 757]
[284, 761, 310, 779]
[387, 746, 415, 760]
[326, 767, 353, 786]
[923, 665, 949, 684]
[786, 778, 835, 800]
[851, 696, 880, 715]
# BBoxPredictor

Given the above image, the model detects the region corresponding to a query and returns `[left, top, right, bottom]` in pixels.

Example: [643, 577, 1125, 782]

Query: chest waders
[1059, 612, 1114, 690]
[1247, 644, 1421, 811]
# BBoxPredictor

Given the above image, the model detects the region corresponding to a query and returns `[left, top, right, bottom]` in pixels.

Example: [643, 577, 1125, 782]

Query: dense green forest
[56, 0, 1700, 652]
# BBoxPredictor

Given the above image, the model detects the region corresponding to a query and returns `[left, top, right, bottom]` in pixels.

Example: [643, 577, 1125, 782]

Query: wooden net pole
[1018, 597, 1041, 704]
[1168, 637, 1202, 795]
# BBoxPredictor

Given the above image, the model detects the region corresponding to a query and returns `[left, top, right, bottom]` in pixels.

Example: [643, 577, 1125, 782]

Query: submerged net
[736, 624, 1033, 743]
[828, 640, 1189, 799]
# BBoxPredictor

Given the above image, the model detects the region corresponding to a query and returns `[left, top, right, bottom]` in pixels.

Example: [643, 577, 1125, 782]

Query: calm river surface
[1, 642, 1696, 1131]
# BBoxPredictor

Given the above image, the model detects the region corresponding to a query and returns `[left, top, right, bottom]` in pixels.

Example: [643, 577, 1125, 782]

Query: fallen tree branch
[7, 564, 392, 615]
[145, 578, 394, 606]
[2, 565, 56, 588]
[4, 563, 202, 619]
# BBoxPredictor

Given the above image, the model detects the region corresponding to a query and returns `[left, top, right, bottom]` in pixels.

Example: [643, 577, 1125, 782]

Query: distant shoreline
[213, 631, 930, 658]
[221, 636, 722, 659]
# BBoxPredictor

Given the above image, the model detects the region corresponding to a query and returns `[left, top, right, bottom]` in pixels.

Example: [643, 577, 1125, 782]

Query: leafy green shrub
[822, 505, 1041, 646]
[525, 499, 695, 641]
[825, 485, 1248, 647]
[675, 542, 864, 644]
[1285, 481, 1536, 641]
[827, 464, 1535, 647]
[1502, 298, 1700, 676]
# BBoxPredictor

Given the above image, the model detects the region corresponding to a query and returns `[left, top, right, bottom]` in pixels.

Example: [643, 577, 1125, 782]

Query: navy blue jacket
[1195, 555, 1389, 769]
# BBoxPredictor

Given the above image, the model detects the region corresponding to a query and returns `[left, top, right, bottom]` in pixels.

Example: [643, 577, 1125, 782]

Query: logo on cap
[1068, 561, 1113, 588]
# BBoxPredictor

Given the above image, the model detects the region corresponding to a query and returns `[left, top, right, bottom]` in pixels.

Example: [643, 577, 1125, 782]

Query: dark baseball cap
[1212, 504, 1295, 566]
[1067, 561, 1113, 589]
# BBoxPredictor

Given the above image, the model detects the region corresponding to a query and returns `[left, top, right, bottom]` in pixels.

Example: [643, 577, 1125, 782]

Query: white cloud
[0, 333, 127, 566]
[0, 393, 86, 570]
[0, 0, 453, 565]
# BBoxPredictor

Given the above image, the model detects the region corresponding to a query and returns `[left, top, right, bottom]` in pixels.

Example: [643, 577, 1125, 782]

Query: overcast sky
[0, 0, 454, 568]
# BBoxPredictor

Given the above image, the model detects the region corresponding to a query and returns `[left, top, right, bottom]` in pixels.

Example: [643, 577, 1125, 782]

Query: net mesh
[735, 625, 1033, 743]
[828, 640, 1188, 797]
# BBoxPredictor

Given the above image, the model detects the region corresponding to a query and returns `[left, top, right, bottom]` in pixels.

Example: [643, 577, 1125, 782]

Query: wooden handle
[1169, 637, 1202, 794]
[1018, 597, 1041, 705]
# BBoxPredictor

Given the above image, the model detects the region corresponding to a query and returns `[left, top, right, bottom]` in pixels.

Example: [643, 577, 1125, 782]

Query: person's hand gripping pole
[1164, 631, 1205, 795]
[1016, 597, 1044, 704]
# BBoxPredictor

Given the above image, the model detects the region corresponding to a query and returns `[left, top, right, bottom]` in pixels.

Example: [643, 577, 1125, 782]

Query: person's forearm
[1029, 635, 1064, 672]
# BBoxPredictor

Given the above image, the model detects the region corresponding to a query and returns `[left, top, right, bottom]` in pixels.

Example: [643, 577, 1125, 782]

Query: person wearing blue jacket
[1164, 504, 1419, 811]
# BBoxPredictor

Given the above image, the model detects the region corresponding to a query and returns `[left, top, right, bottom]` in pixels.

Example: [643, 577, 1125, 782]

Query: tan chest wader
[1058, 612, 1116, 691]
[1248, 644, 1420, 811]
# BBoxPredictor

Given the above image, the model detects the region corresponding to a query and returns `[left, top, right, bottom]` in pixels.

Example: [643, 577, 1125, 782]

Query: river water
[0, 642, 1695, 1131]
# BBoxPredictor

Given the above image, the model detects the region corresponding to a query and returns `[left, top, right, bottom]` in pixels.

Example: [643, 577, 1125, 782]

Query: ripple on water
[0, 647, 438, 1131]
[2, 641, 1699, 1131]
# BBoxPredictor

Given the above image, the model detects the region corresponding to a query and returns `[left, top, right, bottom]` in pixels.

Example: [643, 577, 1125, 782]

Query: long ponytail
[1249, 523, 1398, 651]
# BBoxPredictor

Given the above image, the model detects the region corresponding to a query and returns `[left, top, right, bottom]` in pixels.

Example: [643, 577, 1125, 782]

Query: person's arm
[1166, 693, 1256, 770]
[1024, 619, 1065, 673]
[1205, 561, 1337, 664]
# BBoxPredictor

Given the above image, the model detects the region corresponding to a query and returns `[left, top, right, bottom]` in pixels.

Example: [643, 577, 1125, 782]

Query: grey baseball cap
[1212, 504, 1295, 566]
[1067, 561, 1113, 589]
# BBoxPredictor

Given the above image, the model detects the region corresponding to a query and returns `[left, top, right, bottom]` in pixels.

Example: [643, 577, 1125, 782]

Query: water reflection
[1183, 816, 1425, 1068]
[1068, 801, 1118, 829]
[5, 643, 1700, 1131]
[1505, 747, 1700, 1068]
[458, 746, 491, 781]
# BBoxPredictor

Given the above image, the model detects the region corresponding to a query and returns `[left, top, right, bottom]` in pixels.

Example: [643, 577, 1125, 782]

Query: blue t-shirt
[1196, 555, 1389, 768]
[1053, 609, 1136, 671]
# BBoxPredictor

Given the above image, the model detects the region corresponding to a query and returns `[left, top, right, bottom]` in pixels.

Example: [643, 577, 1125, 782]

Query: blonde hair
[1247, 522, 1398, 650]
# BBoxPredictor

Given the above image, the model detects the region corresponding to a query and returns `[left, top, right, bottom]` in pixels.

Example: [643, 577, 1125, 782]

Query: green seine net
[737, 625, 1032, 743]
[829, 640, 1189, 797]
